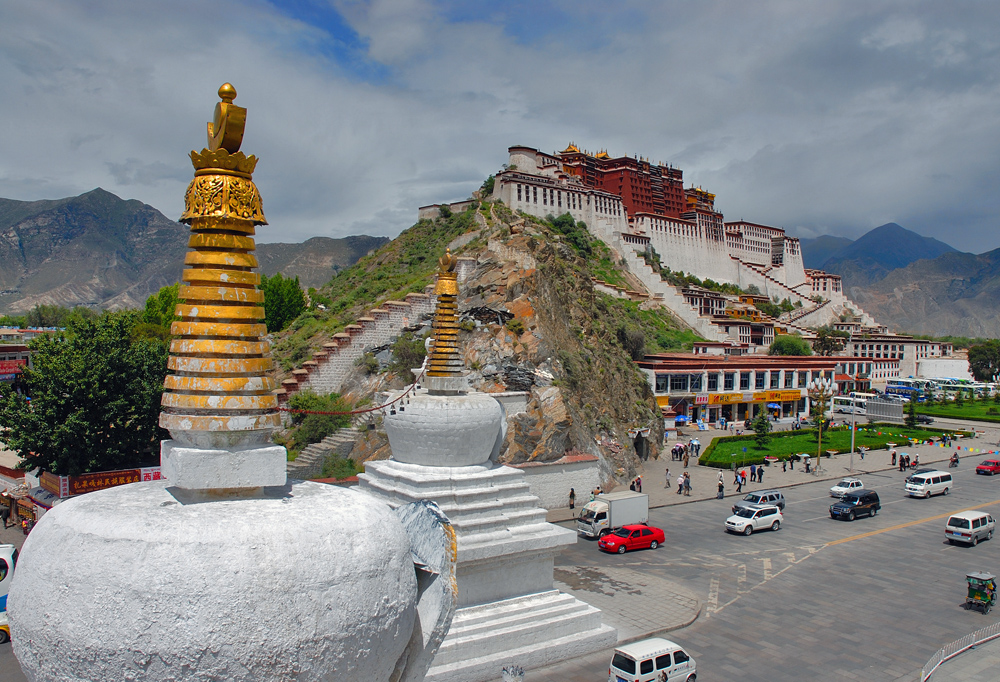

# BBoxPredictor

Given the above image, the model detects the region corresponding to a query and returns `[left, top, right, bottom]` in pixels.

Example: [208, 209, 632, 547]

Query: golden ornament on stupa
[426, 249, 463, 377]
[159, 83, 280, 448]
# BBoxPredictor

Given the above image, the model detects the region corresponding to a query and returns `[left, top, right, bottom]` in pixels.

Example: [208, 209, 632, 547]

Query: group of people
[732, 464, 766, 492]
[892, 450, 920, 471]
[674, 471, 692, 496]
[669, 439, 700, 463]
[629, 475, 643, 493]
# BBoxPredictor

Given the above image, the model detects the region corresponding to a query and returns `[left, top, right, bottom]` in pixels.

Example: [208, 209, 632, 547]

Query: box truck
[577, 491, 648, 538]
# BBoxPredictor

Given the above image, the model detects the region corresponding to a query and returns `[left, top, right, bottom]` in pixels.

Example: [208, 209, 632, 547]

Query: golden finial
[208, 82, 247, 154]
[438, 248, 458, 273]
[427, 249, 462, 377]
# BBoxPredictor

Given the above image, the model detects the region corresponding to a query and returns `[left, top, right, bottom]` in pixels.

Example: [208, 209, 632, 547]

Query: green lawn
[698, 424, 975, 468]
[917, 401, 1000, 424]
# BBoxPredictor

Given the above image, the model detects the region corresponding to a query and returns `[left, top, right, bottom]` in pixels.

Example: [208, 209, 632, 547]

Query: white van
[946, 511, 996, 546]
[905, 470, 953, 498]
[609, 637, 696, 682]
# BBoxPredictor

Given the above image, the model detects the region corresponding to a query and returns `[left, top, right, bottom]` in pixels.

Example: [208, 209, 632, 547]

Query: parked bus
[832, 396, 866, 415]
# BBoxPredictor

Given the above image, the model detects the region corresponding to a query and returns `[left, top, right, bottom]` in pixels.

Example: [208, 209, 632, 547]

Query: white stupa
[357, 251, 616, 682]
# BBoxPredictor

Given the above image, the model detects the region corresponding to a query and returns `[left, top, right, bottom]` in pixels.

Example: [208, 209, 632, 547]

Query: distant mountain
[799, 234, 854, 269]
[256, 236, 388, 289]
[822, 223, 957, 288]
[0, 189, 385, 314]
[847, 248, 1000, 337]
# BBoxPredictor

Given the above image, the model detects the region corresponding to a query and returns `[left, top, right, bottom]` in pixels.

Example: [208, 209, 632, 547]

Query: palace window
[517, 184, 522, 202]
[533, 187, 537, 204]
[724, 373, 735, 391]
[740, 372, 751, 390]
[670, 375, 689, 392]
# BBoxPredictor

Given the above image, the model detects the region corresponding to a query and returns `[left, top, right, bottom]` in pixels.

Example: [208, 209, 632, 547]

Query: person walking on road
[736, 472, 744, 493]
[637, 475, 642, 493]
[758, 466, 764, 484]
[782, 459, 787, 473]
[676, 473, 685, 495]
[683, 453, 690, 469]
[665, 467, 671, 488]
[891, 449, 897, 467]
[750, 463, 757, 483]
[717, 478, 725, 499]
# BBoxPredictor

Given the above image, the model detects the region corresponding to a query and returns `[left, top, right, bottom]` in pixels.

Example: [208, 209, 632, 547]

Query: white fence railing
[921, 621, 1000, 681]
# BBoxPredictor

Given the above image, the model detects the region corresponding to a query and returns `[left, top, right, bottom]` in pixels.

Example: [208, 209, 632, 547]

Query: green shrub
[286, 390, 351, 450]
[506, 319, 525, 336]
[321, 456, 359, 480]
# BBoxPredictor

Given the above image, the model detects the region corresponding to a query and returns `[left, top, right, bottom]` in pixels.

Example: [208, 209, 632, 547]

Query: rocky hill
[0, 189, 386, 313]
[272, 203, 702, 481]
[821, 223, 957, 288]
[846, 248, 1000, 338]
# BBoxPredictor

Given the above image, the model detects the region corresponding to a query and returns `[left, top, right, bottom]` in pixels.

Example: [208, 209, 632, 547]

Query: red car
[598, 524, 665, 554]
[977, 459, 1000, 475]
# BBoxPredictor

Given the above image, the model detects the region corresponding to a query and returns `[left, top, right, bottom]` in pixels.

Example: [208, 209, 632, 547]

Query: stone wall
[508, 454, 601, 511]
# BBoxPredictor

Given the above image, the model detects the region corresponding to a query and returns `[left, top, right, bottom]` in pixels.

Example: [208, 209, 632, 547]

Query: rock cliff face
[332, 209, 671, 483]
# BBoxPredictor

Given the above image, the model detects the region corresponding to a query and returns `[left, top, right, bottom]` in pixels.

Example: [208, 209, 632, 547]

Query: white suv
[830, 478, 864, 498]
[725, 504, 783, 536]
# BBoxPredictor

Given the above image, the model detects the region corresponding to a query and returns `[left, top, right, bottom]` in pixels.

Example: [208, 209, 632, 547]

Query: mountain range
[0, 189, 387, 314]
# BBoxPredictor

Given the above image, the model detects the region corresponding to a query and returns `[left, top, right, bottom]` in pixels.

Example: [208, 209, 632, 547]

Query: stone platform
[357, 459, 616, 681]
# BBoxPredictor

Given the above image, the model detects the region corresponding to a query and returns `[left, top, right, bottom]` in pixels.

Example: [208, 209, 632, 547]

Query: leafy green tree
[0, 311, 168, 475]
[260, 273, 306, 333]
[768, 335, 813, 356]
[480, 175, 495, 197]
[906, 400, 917, 428]
[390, 330, 428, 382]
[142, 283, 180, 328]
[286, 390, 351, 451]
[752, 411, 773, 449]
[812, 327, 850, 356]
[968, 340, 1000, 382]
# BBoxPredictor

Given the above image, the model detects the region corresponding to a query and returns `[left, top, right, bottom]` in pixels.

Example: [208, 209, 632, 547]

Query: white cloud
[1, 0, 999, 252]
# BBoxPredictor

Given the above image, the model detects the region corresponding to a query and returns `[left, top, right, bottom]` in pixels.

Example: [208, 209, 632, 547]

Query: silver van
[946, 511, 995, 546]
[905, 470, 952, 498]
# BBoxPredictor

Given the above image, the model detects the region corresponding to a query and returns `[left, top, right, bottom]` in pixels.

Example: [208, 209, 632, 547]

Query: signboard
[0, 359, 25, 374]
[708, 389, 805, 405]
[694, 394, 709, 405]
[38, 466, 163, 498]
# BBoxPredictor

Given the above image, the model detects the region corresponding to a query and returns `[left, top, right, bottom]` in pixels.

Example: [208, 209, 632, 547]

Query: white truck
[576, 491, 649, 538]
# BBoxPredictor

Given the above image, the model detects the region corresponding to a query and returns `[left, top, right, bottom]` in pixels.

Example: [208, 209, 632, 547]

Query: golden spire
[426, 250, 463, 377]
[160, 83, 280, 448]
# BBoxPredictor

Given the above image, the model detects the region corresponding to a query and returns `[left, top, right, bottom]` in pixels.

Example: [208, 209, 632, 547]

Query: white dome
[385, 390, 503, 467]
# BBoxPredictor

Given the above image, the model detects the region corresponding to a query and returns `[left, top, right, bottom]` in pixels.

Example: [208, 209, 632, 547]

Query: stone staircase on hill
[286, 427, 362, 480]
[275, 258, 479, 409]
[785, 299, 829, 323]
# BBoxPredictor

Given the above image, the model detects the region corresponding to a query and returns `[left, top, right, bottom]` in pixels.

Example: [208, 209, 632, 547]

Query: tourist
[683, 472, 692, 496]
[569, 488, 575, 510]
[758, 466, 765, 483]
[637, 475, 643, 493]
[683, 453, 690, 469]
[717, 478, 725, 499]
[665, 467, 671, 488]
[898, 456, 905, 472]
[782, 459, 787, 473]
[736, 472, 744, 493]
[891, 449, 897, 466]
[750, 463, 757, 483]
[676, 473, 685, 495]
[630, 480, 636, 492]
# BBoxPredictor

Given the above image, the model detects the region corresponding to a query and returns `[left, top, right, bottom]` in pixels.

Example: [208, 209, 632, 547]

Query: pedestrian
[789, 456, 794, 470]
[718, 470, 724, 486]
[683, 454, 690, 469]
[730, 423, 734, 434]
[665, 467, 671, 488]
[898, 456, 905, 472]
[891, 449, 897, 466]
[782, 459, 787, 473]
[683, 472, 692, 496]
[758, 466, 764, 483]
[750, 463, 757, 483]
[630, 480, 636, 492]
[717, 478, 725, 499]
[736, 473, 744, 493]
[859, 447, 865, 461]
[676, 473, 685, 495]
[637, 475, 643, 493]
[569, 488, 576, 510]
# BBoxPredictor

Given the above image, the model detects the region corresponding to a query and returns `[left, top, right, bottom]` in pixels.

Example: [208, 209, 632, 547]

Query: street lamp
[807, 376, 839, 473]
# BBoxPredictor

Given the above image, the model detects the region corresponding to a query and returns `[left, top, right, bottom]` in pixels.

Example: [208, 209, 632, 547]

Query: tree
[906, 400, 917, 428]
[752, 411, 772, 449]
[768, 335, 813, 356]
[0, 311, 169, 475]
[285, 390, 351, 453]
[142, 283, 180, 328]
[968, 340, 1000, 382]
[390, 330, 428, 382]
[812, 327, 850, 356]
[260, 273, 306, 333]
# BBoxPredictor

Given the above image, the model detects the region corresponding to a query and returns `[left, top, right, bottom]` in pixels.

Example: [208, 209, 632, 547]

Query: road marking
[706, 577, 719, 615]
[826, 498, 1000, 547]
[762, 557, 772, 581]
[737, 564, 746, 588]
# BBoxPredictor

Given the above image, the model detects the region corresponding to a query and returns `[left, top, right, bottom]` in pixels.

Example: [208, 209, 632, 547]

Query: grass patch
[698, 424, 973, 468]
[917, 402, 1000, 424]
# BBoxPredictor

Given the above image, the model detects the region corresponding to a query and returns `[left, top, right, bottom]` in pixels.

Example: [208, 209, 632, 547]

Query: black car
[830, 490, 881, 521]
[916, 414, 934, 424]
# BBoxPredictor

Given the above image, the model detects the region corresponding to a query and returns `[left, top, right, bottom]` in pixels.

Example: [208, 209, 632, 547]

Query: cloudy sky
[2, 0, 999, 251]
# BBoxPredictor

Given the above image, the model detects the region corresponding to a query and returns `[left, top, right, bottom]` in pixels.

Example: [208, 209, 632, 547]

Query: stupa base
[161, 439, 287, 489]
[424, 590, 617, 682]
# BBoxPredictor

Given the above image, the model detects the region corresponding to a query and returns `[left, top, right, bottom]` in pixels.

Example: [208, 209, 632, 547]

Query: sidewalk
[548, 423, 1000, 524]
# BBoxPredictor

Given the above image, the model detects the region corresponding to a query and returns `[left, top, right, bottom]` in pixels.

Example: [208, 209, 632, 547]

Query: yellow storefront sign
[708, 390, 804, 405]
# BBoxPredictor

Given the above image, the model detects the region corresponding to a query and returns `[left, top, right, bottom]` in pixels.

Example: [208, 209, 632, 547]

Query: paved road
[537, 457, 1000, 681]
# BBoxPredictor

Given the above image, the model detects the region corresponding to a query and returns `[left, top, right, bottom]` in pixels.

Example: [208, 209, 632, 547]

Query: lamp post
[807, 376, 838, 473]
